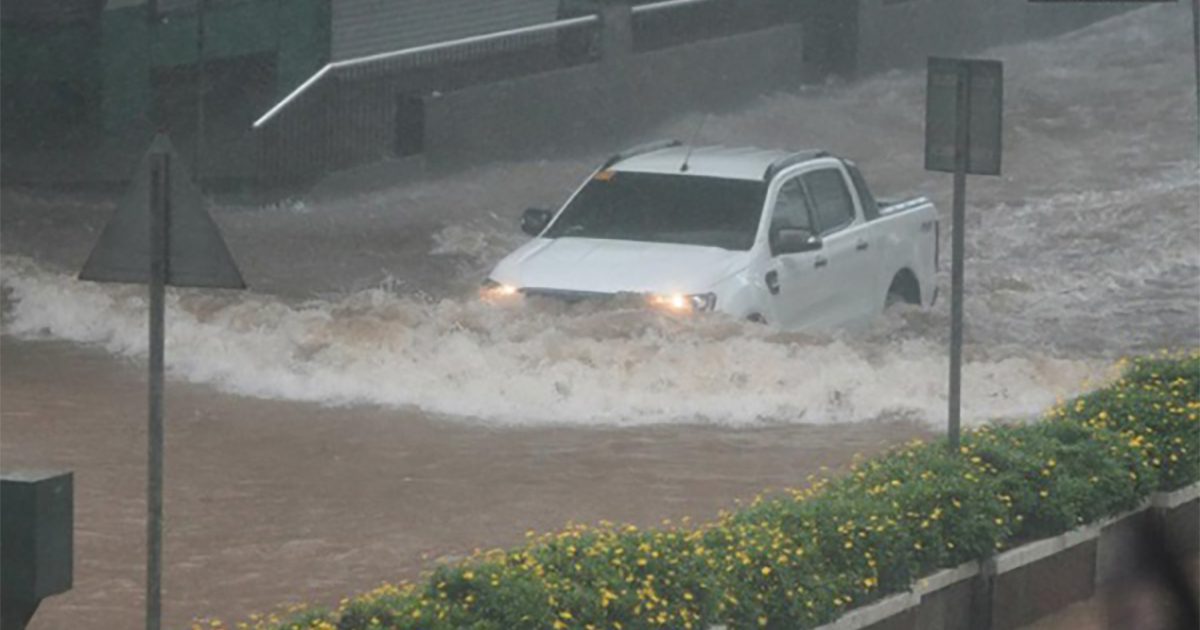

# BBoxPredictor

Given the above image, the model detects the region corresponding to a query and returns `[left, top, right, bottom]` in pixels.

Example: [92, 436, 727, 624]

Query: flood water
[1, 4, 1197, 628]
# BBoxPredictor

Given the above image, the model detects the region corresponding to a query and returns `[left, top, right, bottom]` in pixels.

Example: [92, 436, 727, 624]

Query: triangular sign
[79, 134, 246, 289]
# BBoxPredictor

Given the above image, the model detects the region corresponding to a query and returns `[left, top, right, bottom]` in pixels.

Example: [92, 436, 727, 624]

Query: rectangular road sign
[925, 57, 1003, 175]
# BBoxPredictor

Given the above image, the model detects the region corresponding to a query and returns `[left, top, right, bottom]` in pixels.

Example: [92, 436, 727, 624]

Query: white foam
[2, 255, 1100, 427]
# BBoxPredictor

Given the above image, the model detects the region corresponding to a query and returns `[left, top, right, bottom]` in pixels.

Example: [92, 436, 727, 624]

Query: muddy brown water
[2, 6, 1197, 628]
[1, 338, 930, 628]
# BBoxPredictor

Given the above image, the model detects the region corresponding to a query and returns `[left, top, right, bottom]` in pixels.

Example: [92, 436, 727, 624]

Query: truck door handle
[814, 257, 828, 269]
[855, 240, 869, 251]
[765, 270, 780, 295]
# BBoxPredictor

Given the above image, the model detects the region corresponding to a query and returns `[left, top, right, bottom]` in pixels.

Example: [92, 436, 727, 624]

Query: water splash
[2, 254, 1102, 426]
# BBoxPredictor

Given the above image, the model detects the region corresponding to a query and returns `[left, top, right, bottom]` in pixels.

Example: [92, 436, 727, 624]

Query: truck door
[764, 175, 831, 329]
[802, 167, 875, 328]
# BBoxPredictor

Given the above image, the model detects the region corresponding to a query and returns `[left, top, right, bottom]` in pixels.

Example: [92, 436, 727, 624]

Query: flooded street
[1, 339, 928, 628]
[1, 4, 1198, 628]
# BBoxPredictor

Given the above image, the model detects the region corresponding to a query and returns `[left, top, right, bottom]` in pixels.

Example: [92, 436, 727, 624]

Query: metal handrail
[252, 0, 725, 129]
[631, 0, 718, 15]
[253, 14, 599, 129]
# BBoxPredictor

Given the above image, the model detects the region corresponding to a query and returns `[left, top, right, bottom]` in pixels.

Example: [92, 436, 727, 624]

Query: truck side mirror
[520, 208, 553, 236]
[771, 227, 822, 255]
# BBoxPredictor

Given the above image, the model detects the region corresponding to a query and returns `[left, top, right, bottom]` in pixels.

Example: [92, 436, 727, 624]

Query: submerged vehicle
[484, 140, 938, 329]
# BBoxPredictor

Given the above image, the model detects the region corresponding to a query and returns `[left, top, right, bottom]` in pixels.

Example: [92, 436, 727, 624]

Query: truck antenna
[680, 114, 709, 173]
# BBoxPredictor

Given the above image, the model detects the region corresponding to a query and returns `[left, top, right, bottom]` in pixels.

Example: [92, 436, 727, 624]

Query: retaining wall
[0, 0, 1139, 193]
[267, 0, 1136, 192]
[715, 483, 1199, 630]
[853, 0, 1134, 75]
[421, 22, 805, 168]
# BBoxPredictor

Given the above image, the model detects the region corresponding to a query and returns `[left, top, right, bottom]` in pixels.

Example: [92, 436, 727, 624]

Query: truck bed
[877, 197, 932, 217]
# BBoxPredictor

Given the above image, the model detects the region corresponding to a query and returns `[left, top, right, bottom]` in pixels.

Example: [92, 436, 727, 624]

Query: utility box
[1, 471, 74, 630]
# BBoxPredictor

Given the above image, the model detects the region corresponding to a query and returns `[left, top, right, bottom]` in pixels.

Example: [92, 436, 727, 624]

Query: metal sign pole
[146, 152, 169, 630]
[195, 0, 207, 184]
[948, 66, 970, 453]
[1192, 0, 1199, 159]
[925, 57, 1000, 453]
[78, 132, 245, 630]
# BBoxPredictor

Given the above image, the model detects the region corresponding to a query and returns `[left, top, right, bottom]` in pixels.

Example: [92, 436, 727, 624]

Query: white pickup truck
[484, 141, 938, 330]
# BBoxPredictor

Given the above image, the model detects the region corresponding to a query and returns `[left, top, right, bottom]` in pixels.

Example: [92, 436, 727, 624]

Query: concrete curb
[1152, 482, 1200, 509]
[913, 560, 981, 597]
[811, 592, 919, 630]
[990, 521, 1100, 575]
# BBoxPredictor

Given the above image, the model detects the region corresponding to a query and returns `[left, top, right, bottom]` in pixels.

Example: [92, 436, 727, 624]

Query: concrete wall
[259, 0, 1134, 192]
[99, 0, 329, 134]
[1, 0, 1138, 190]
[0, 0, 330, 185]
[422, 23, 806, 167]
[331, 0, 557, 60]
[796, 484, 1200, 630]
[1, 15, 102, 149]
[853, 0, 1132, 75]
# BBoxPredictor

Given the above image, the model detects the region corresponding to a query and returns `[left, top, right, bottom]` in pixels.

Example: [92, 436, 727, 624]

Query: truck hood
[489, 237, 750, 295]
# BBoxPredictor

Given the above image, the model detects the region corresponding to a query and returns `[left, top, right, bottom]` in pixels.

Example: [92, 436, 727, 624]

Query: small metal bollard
[1, 471, 74, 630]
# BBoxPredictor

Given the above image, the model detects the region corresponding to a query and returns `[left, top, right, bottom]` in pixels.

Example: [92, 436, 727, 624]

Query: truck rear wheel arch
[886, 269, 921, 307]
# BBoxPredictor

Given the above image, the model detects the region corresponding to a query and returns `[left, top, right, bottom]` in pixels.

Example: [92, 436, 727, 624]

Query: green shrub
[212, 353, 1198, 630]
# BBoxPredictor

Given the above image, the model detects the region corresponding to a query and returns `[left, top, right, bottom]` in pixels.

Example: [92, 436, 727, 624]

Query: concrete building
[1, 0, 1128, 191]
[2, 0, 577, 183]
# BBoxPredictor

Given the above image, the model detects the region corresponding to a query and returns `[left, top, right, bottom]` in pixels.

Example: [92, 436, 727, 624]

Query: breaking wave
[1, 254, 1102, 426]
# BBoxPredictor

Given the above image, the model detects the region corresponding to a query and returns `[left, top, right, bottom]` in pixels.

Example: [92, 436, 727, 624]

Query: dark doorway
[394, 94, 425, 157]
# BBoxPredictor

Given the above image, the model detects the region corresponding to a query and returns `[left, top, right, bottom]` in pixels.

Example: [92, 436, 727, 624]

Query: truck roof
[610, 144, 830, 181]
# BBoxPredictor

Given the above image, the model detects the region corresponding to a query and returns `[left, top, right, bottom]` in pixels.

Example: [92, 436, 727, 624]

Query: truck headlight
[648, 292, 717, 314]
[480, 278, 519, 301]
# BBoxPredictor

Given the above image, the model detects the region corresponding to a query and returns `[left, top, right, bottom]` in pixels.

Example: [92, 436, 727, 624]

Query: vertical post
[1192, 0, 1199, 159]
[195, 0, 207, 184]
[947, 65, 969, 453]
[970, 564, 995, 630]
[146, 152, 169, 630]
[598, 1, 634, 138]
[599, 0, 634, 62]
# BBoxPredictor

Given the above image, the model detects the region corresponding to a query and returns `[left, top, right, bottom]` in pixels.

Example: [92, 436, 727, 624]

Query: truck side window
[771, 178, 813, 233]
[804, 169, 855, 235]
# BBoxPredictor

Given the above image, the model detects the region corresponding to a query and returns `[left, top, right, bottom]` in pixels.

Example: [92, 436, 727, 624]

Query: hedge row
[213, 353, 1199, 630]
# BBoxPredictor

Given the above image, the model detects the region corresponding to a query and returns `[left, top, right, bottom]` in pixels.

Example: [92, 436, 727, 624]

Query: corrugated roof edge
[601, 139, 682, 169]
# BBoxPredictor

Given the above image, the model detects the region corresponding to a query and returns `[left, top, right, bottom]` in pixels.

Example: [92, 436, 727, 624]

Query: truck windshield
[544, 172, 766, 250]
